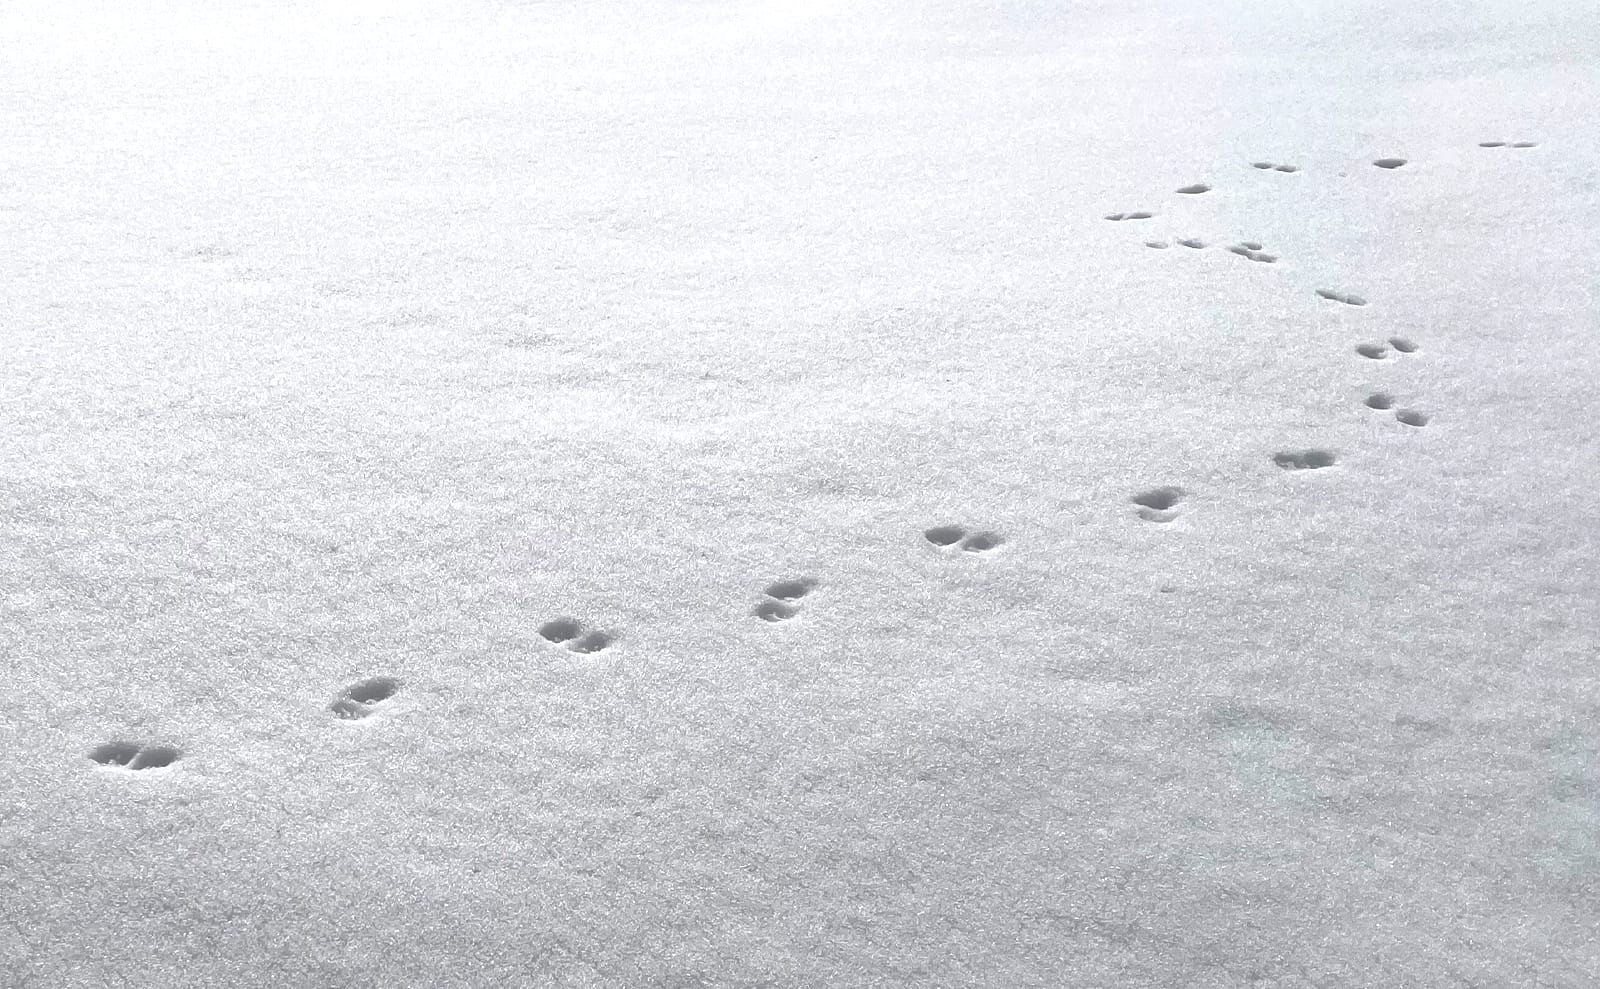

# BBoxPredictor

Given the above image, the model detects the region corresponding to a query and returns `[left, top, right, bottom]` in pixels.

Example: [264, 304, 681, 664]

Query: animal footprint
[1372, 158, 1407, 169]
[1395, 409, 1431, 427]
[1388, 336, 1419, 353]
[1479, 141, 1538, 149]
[1364, 392, 1396, 410]
[1272, 449, 1338, 470]
[1176, 183, 1212, 195]
[330, 676, 401, 720]
[1131, 486, 1185, 522]
[539, 618, 614, 654]
[924, 525, 1006, 554]
[1316, 289, 1368, 306]
[1176, 238, 1206, 249]
[1227, 242, 1277, 263]
[1251, 161, 1300, 173]
[89, 742, 181, 770]
[753, 578, 818, 623]
[1356, 343, 1389, 360]
[1105, 211, 1154, 221]
[1145, 240, 1170, 249]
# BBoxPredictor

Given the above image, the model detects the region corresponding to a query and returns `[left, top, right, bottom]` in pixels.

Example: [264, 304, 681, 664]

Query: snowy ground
[2, 0, 1597, 986]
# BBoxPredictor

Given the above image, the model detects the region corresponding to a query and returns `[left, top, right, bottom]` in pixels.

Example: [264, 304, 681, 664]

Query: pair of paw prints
[753, 578, 818, 623]
[1251, 161, 1299, 173]
[1356, 336, 1418, 360]
[923, 525, 1005, 553]
[1478, 141, 1537, 149]
[330, 675, 402, 720]
[1316, 288, 1367, 307]
[1364, 393, 1431, 427]
[89, 741, 181, 770]
[1226, 241, 1278, 263]
[1132, 486, 1185, 522]
[539, 618, 614, 654]
[1273, 449, 1338, 471]
[1105, 210, 1154, 222]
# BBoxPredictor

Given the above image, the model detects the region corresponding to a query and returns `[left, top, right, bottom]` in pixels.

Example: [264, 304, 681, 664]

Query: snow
[1, 0, 1597, 985]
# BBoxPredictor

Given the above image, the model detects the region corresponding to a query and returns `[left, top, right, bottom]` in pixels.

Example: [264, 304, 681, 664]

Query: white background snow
[1, 0, 1597, 985]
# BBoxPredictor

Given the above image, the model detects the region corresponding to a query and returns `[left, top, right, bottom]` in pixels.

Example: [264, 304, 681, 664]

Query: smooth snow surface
[2, 0, 1598, 986]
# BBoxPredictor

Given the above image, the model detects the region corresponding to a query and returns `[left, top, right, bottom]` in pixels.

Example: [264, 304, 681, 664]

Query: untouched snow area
[2, 0, 1598, 985]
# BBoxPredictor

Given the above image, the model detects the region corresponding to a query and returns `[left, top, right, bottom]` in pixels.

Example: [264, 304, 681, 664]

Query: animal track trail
[89, 742, 181, 770]
[753, 578, 818, 623]
[538, 618, 615, 653]
[330, 676, 401, 720]
[1131, 486, 1186, 523]
[924, 525, 1006, 554]
[1273, 449, 1338, 471]
[1251, 161, 1300, 173]
[1316, 289, 1367, 306]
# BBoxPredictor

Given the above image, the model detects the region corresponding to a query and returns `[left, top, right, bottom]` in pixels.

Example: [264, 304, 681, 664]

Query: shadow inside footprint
[924, 525, 966, 547]
[1132, 486, 1185, 522]
[89, 742, 141, 768]
[1365, 392, 1396, 410]
[765, 578, 817, 601]
[331, 676, 400, 720]
[1273, 450, 1337, 470]
[1395, 409, 1431, 427]
[1356, 343, 1388, 360]
[754, 599, 800, 622]
[1388, 336, 1419, 353]
[90, 742, 181, 770]
[568, 630, 613, 653]
[1176, 183, 1212, 194]
[538, 618, 583, 643]
[1373, 158, 1407, 169]
[959, 532, 1005, 553]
